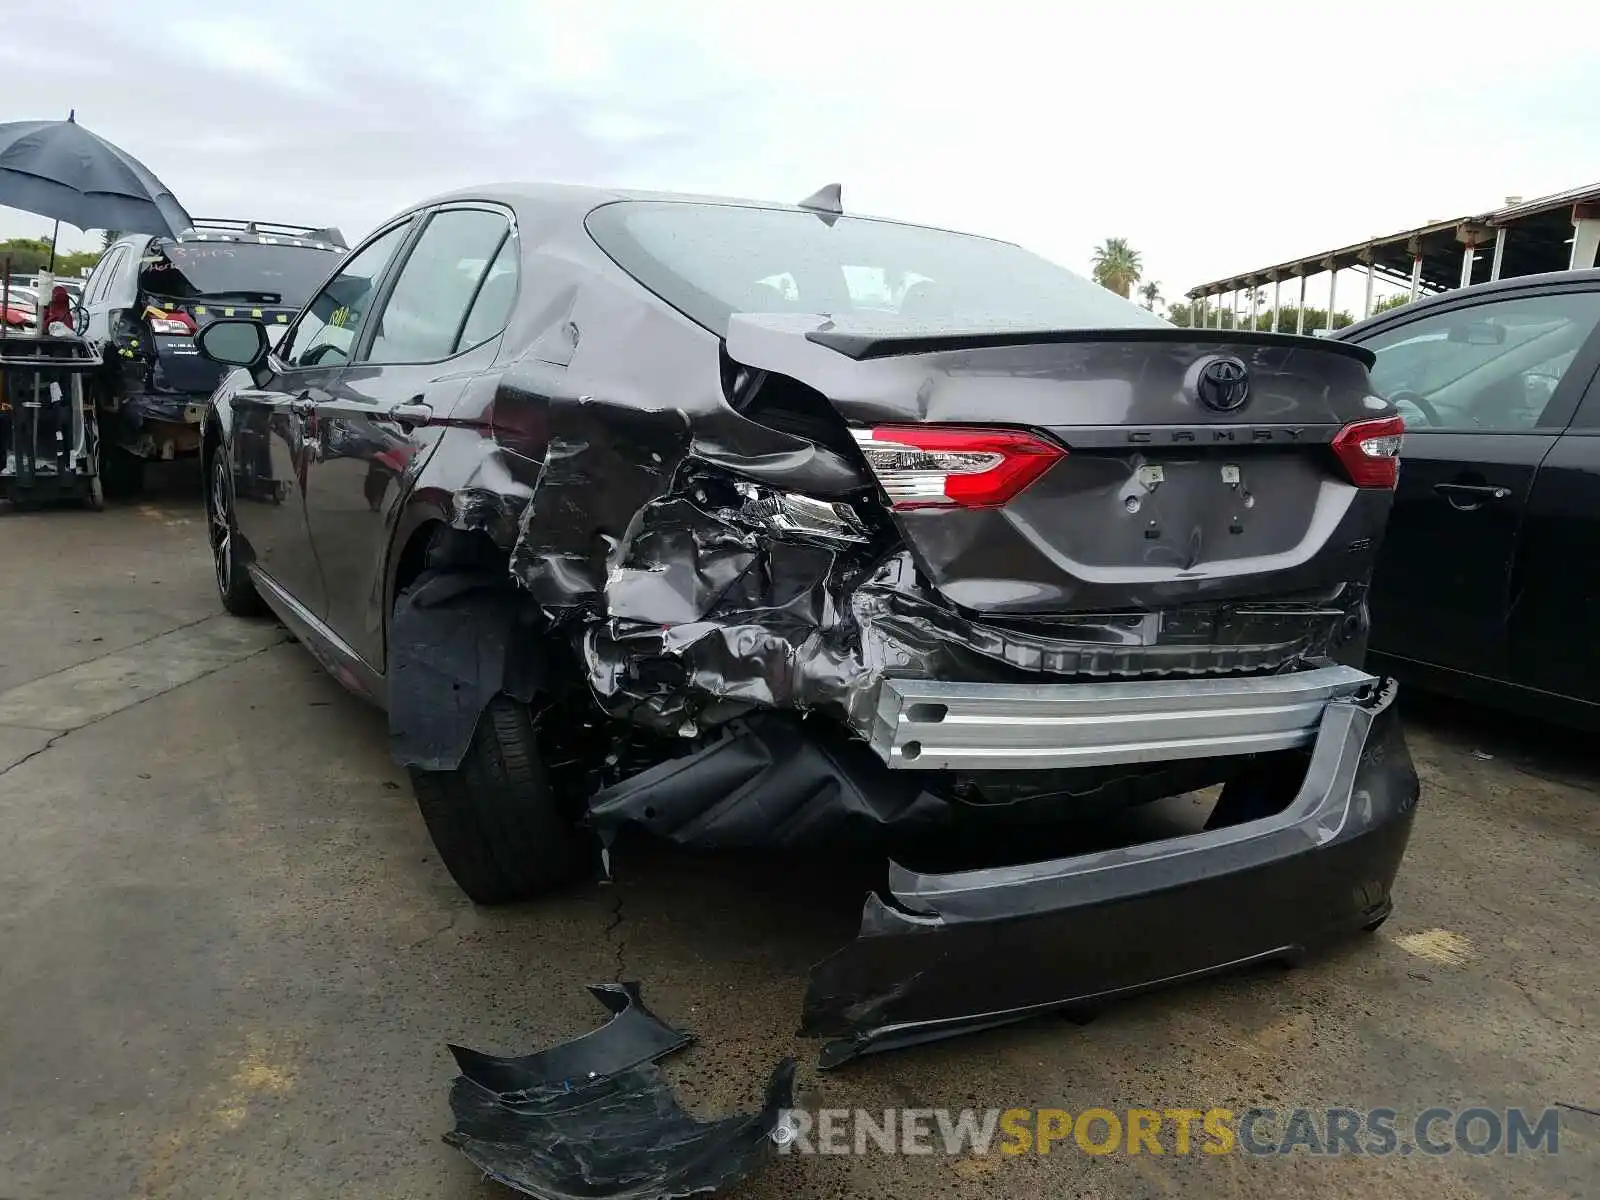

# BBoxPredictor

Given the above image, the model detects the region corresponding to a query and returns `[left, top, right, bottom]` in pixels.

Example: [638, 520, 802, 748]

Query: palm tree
[1139, 280, 1163, 311]
[1091, 238, 1142, 298]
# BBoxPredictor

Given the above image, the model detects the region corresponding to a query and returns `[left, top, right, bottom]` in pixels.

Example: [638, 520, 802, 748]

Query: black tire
[207, 453, 266, 616]
[410, 696, 594, 904]
[100, 443, 145, 497]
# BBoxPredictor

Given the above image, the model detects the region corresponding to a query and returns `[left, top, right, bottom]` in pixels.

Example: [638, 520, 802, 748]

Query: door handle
[387, 401, 433, 429]
[1433, 483, 1511, 501]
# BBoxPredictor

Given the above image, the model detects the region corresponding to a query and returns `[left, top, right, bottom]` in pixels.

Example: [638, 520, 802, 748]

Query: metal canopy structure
[1186, 180, 1600, 332]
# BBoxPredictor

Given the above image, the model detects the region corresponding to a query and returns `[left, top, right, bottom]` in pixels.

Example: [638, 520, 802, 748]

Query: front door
[1359, 287, 1600, 683]
[238, 219, 418, 632]
[228, 362, 341, 617]
[303, 205, 518, 670]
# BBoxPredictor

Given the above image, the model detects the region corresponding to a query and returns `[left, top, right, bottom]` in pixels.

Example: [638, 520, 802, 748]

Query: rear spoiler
[806, 325, 1376, 366]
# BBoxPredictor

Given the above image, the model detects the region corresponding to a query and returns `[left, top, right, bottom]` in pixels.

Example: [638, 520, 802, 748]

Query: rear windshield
[585, 201, 1167, 336]
[139, 240, 338, 306]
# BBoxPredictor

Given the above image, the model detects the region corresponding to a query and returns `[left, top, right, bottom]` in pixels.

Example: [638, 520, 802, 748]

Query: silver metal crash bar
[860, 664, 1376, 770]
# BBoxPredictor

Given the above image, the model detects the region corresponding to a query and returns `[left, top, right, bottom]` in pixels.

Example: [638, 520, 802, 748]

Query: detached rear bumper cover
[802, 677, 1417, 1067]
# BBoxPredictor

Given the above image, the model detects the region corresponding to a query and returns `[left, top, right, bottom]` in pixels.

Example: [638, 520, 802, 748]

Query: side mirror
[195, 318, 269, 367]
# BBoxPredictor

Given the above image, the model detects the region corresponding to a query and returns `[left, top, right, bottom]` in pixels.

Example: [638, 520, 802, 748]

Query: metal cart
[0, 332, 103, 510]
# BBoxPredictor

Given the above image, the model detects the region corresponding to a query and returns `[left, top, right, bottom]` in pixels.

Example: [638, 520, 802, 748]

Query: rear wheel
[410, 695, 594, 904]
[208, 453, 265, 616]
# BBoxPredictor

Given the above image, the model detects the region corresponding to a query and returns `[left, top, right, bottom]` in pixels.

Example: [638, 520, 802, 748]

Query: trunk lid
[725, 315, 1395, 615]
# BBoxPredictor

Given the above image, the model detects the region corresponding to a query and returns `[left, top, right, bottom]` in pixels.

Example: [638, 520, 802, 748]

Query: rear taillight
[144, 304, 197, 336]
[1331, 415, 1405, 489]
[851, 425, 1065, 509]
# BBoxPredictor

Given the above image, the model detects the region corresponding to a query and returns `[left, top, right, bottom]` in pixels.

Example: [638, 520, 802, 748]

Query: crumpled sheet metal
[580, 502, 1365, 740]
[445, 983, 796, 1200]
[501, 355, 1364, 743]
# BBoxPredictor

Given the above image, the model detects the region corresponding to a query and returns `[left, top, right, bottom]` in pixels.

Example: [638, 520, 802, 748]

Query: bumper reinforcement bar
[860, 663, 1376, 770]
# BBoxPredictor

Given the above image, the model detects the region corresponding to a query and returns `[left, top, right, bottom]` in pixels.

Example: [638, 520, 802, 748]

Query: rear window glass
[138, 241, 339, 307]
[585, 201, 1167, 337]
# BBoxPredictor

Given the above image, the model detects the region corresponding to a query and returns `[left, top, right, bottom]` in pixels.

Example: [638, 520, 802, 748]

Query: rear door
[1355, 286, 1600, 683]
[304, 205, 517, 670]
[79, 242, 132, 361]
[231, 220, 416, 622]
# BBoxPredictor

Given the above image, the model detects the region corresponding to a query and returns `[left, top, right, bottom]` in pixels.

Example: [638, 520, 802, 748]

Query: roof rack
[180, 218, 348, 249]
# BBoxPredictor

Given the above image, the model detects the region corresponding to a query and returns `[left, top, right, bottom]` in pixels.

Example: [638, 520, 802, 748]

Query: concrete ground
[0, 480, 1595, 1200]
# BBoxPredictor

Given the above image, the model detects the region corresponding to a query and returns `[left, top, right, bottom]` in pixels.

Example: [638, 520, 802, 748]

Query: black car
[78, 220, 346, 492]
[191, 183, 1419, 1064]
[1335, 269, 1600, 728]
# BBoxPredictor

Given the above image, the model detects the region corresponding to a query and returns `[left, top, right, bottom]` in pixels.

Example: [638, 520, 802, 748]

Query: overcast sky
[4, 0, 1597, 307]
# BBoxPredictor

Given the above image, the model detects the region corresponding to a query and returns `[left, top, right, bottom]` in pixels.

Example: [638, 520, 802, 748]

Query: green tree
[0, 237, 55, 275]
[1139, 280, 1163, 311]
[1091, 238, 1142, 298]
[0, 238, 103, 277]
[1164, 300, 1194, 327]
[1372, 293, 1410, 314]
[1244, 306, 1355, 334]
[55, 249, 101, 276]
[100, 229, 122, 250]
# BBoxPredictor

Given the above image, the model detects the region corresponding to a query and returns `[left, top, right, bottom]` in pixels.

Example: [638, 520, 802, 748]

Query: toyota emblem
[1196, 356, 1251, 412]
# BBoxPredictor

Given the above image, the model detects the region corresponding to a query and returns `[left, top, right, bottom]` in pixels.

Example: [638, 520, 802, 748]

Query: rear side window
[85, 246, 126, 304]
[585, 200, 1167, 337]
[455, 235, 519, 352]
[364, 209, 513, 365]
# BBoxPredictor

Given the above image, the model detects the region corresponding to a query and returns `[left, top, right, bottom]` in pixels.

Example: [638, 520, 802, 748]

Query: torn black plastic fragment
[445, 983, 797, 1199]
[584, 713, 950, 850]
[447, 983, 692, 1099]
[388, 570, 550, 772]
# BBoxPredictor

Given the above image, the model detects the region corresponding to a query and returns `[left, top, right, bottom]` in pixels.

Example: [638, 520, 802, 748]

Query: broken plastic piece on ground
[445, 982, 797, 1199]
[446, 983, 691, 1098]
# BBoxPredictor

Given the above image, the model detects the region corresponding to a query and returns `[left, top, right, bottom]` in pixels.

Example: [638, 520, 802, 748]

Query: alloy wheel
[210, 459, 233, 596]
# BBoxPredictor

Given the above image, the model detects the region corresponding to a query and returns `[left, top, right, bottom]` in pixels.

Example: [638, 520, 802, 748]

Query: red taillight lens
[1331, 415, 1405, 489]
[851, 425, 1065, 509]
[145, 304, 197, 335]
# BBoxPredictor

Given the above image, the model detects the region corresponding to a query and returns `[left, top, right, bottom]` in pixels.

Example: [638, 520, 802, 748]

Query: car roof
[401, 181, 1020, 247]
[1338, 267, 1600, 340]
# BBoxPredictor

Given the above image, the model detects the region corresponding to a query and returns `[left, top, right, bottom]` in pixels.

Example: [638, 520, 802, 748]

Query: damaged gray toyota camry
[193, 182, 1420, 1067]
